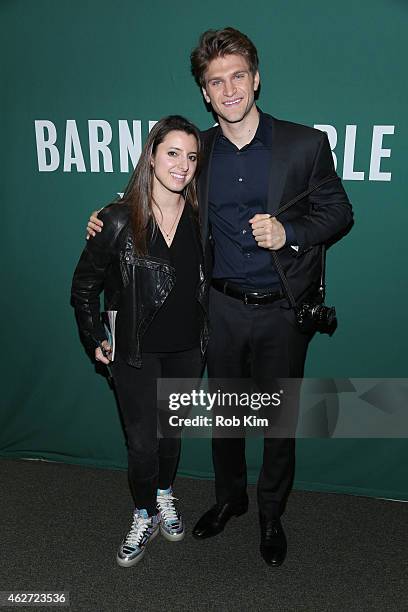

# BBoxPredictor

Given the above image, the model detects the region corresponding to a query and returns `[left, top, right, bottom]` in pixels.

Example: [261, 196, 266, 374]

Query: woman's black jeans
[111, 347, 203, 515]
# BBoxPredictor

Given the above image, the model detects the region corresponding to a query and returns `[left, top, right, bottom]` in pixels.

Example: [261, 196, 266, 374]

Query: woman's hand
[86, 209, 104, 239]
[95, 340, 112, 364]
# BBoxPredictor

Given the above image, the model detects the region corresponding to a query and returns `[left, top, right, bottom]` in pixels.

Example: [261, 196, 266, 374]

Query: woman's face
[151, 130, 198, 196]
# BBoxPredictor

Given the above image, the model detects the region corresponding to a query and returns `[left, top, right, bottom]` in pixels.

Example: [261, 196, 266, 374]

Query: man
[87, 27, 353, 567]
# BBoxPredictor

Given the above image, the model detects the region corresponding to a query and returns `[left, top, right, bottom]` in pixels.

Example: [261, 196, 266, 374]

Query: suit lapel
[266, 156, 288, 216]
[265, 116, 289, 216]
[199, 126, 219, 243]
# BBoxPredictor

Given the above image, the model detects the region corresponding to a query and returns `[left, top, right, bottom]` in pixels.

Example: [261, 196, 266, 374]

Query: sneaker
[116, 508, 159, 567]
[156, 487, 185, 541]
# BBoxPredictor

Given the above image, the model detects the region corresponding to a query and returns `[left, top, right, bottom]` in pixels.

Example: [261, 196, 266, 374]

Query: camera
[295, 301, 337, 335]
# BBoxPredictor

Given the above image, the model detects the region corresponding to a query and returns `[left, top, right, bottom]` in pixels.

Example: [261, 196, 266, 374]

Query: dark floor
[0, 458, 406, 611]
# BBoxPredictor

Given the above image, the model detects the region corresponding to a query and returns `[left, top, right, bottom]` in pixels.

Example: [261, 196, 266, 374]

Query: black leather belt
[211, 279, 283, 305]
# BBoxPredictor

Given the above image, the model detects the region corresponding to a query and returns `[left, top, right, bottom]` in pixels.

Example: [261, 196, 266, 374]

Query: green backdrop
[2, 0, 407, 500]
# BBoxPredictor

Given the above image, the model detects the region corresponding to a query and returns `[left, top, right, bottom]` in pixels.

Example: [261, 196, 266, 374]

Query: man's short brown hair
[190, 27, 259, 87]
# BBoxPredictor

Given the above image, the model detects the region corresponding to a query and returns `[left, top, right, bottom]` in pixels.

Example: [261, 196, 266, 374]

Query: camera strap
[270, 174, 339, 308]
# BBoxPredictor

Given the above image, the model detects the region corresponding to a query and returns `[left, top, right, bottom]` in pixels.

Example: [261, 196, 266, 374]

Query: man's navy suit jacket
[198, 112, 353, 303]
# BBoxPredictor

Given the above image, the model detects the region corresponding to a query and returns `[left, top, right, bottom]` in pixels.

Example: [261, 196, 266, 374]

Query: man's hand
[95, 340, 112, 365]
[249, 214, 286, 250]
[86, 209, 103, 239]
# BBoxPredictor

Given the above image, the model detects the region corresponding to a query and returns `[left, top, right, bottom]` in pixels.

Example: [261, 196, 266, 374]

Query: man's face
[202, 54, 260, 124]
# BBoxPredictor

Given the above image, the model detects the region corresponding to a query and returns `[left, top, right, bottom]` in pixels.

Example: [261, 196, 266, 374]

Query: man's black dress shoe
[259, 517, 287, 567]
[192, 500, 248, 539]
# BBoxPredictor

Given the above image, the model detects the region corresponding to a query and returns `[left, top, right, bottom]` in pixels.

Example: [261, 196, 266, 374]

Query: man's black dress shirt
[208, 109, 296, 290]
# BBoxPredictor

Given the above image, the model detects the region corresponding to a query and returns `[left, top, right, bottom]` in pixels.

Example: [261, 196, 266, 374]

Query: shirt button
[238, 177, 243, 182]
[242, 229, 247, 234]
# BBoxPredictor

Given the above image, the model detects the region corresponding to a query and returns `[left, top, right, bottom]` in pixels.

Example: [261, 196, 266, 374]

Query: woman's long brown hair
[120, 115, 201, 256]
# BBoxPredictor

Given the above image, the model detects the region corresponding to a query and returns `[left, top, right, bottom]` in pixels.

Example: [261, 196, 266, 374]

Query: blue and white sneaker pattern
[156, 487, 185, 541]
[116, 508, 159, 567]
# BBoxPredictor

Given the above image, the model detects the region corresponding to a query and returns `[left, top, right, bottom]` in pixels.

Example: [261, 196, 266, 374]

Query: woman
[71, 116, 208, 567]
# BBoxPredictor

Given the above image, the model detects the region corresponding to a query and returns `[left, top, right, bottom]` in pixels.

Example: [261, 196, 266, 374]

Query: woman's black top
[141, 204, 201, 352]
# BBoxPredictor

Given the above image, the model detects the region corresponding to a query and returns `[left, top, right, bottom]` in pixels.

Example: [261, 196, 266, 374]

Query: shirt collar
[253, 108, 272, 147]
[217, 107, 272, 148]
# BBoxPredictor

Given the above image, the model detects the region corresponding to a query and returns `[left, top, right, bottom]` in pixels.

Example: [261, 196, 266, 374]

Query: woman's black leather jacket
[71, 201, 209, 368]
